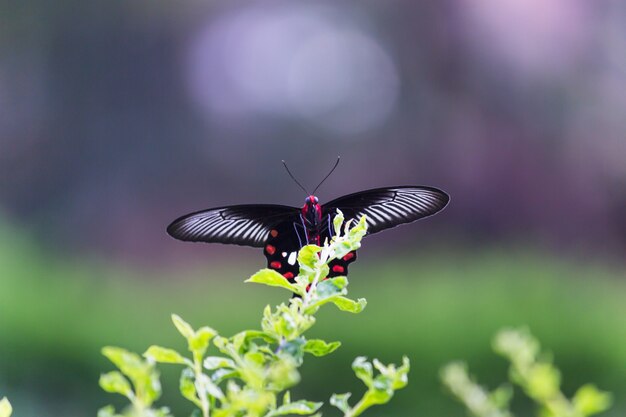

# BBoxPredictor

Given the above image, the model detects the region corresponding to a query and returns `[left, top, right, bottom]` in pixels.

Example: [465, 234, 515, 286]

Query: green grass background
[0, 221, 624, 417]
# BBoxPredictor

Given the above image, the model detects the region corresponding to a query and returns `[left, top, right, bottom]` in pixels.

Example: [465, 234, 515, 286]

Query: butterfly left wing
[322, 186, 449, 235]
[167, 204, 300, 247]
[263, 219, 306, 281]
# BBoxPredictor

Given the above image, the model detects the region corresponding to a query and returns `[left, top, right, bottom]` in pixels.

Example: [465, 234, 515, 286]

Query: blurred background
[1, 0, 625, 416]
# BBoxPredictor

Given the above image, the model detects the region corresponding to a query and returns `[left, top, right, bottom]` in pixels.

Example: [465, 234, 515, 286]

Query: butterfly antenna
[282, 160, 309, 195]
[312, 156, 340, 194]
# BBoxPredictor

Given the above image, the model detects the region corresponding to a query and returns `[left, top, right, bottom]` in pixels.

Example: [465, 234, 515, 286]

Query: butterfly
[167, 161, 449, 282]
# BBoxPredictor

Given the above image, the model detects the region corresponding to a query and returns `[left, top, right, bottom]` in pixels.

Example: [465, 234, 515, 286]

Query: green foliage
[98, 347, 172, 417]
[330, 356, 410, 417]
[99, 212, 408, 417]
[0, 398, 12, 417]
[442, 328, 613, 417]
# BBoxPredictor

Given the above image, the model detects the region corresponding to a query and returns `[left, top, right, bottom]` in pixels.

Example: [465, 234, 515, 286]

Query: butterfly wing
[167, 204, 300, 247]
[263, 219, 307, 281]
[322, 186, 449, 235]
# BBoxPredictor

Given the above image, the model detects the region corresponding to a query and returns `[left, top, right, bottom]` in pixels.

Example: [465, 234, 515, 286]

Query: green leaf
[0, 398, 12, 417]
[333, 210, 345, 236]
[330, 392, 351, 413]
[271, 400, 323, 416]
[211, 368, 239, 384]
[101, 346, 161, 405]
[244, 351, 266, 366]
[374, 356, 410, 390]
[490, 384, 514, 409]
[155, 407, 173, 417]
[190, 326, 217, 355]
[197, 372, 225, 400]
[352, 357, 373, 385]
[180, 368, 202, 408]
[204, 356, 236, 370]
[144, 345, 189, 365]
[277, 338, 305, 364]
[172, 314, 195, 339]
[247, 269, 299, 293]
[361, 384, 393, 406]
[303, 339, 341, 357]
[99, 371, 132, 397]
[212, 335, 229, 351]
[282, 391, 291, 405]
[267, 356, 301, 391]
[573, 384, 613, 417]
[332, 296, 366, 313]
[102, 346, 145, 377]
[297, 245, 322, 271]
[526, 363, 560, 399]
[96, 405, 116, 417]
[333, 209, 345, 236]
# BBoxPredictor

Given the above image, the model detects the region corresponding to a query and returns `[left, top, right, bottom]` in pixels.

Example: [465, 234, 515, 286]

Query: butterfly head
[305, 195, 319, 205]
[302, 195, 322, 228]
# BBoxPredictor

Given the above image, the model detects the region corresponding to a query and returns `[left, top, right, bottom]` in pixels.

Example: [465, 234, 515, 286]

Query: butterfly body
[168, 186, 449, 282]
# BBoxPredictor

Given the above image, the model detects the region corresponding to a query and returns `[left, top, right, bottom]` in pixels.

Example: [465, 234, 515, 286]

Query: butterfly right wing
[167, 204, 300, 248]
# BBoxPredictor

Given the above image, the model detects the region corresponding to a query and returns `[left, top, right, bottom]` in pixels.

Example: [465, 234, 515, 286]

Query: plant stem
[344, 397, 368, 417]
[193, 352, 210, 417]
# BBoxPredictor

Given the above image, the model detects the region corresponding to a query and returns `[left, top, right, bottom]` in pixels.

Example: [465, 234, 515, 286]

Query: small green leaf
[297, 245, 323, 271]
[271, 400, 323, 416]
[0, 398, 12, 417]
[280, 337, 307, 360]
[282, 391, 291, 405]
[96, 405, 116, 417]
[144, 346, 188, 365]
[247, 269, 299, 293]
[99, 371, 132, 397]
[332, 297, 366, 313]
[204, 356, 236, 370]
[155, 407, 173, 417]
[211, 368, 239, 384]
[315, 279, 345, 299]
[172, 314, 195, 339]
[573, 384, 613, 417]
[213, 335, 229, 351]
[244, 351, 266, 365]
[190, 326, 217, 355]
[197, 372, 225, 400]
[303, 339, 341, 357]
[526, 363, 560, 399]
[360, 384, 393, 406]
[180, 368, 202, 408]
[102, 346, 145, 377]
[490, 384, 514, 409]
[333, 210, 345, 236]
[330, 393, 351, 413]
[352, 357, 373, 385]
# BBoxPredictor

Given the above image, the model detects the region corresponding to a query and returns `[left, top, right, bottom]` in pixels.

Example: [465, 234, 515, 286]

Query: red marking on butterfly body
[265, 245, 276, 255]
[270, 261, 281, 269]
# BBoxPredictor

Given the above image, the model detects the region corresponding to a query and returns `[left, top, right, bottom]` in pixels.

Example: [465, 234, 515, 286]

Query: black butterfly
[167, 180, 449, 282]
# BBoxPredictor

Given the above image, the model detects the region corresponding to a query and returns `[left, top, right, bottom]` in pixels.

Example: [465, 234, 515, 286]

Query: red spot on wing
[270, 261, 281, 269]
[283, 272, 294, 280]
[265, 244, 276, 255]
[332, 265, 345, 274]
[270, 229, 278, 237]
[342, 252, 355, 261]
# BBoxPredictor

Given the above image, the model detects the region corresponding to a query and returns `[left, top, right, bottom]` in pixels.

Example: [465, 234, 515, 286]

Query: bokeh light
[186, 4, 398, 135]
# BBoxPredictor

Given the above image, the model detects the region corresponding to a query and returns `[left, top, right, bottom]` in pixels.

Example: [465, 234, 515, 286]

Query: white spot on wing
[287, 252, 297, 265]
